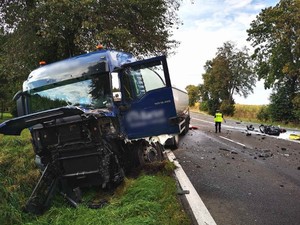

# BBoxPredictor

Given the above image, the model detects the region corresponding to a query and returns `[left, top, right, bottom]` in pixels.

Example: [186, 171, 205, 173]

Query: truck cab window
[28, 73, 112, 113]
[89, 73, 112, 108]
[121, 64, 166, 101]
[141, 67, 165, 91]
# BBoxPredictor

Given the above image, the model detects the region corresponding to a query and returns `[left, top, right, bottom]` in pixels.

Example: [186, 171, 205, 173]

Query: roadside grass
[0, 113, 13, 123]
[189, 103, 200, 113]
[0, 130, 190, 225]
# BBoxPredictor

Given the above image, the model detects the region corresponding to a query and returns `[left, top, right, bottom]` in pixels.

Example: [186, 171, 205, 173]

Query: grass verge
[0, 130, 190, 225]
[0, 113, 13, 123]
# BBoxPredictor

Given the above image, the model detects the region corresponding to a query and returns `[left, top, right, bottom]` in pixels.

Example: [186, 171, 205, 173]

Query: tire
[137, 141, 164, 167]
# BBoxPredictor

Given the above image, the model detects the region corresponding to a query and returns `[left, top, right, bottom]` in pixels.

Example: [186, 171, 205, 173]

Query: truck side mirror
[13, 91, 26, 117]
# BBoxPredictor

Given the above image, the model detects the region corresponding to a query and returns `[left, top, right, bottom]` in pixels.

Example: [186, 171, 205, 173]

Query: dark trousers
[215, 122, 221, 133]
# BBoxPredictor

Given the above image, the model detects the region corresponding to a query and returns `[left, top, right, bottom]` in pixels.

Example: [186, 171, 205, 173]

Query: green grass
[0, 130, 190, 225]
[0, 113, 13, 123]
[28, 174, 188, 225]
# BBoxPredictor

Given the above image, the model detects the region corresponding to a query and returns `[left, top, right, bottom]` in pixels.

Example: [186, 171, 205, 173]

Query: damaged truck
[0, 48, 190, 214]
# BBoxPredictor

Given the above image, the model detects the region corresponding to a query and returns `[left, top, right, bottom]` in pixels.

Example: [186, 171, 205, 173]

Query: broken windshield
[27, 73, 112, 113]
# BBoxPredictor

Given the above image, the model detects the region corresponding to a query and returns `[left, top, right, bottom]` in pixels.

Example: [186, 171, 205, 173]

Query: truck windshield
[27, 73, 112, 113]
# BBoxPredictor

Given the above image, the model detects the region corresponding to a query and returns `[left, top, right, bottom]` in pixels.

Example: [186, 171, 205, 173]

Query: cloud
[225, 0, 253, 9]
[167, 0, 278, 104]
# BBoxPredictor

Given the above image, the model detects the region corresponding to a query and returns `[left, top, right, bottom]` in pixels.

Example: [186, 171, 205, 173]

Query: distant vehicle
[0, 48, 190, 214]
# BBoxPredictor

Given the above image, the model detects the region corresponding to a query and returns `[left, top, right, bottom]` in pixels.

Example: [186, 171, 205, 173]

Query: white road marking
[192, 117, 242, 130]
[192, 117, 214, 124]
[219, 136, 246, 147]
[166, 150, 217, 225]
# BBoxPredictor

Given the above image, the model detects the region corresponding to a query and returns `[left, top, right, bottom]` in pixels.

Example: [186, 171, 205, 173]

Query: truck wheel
[138, 142, 164, 166]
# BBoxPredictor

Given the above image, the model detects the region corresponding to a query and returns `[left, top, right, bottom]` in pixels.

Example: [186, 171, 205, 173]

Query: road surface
[174, 112, 300, 225]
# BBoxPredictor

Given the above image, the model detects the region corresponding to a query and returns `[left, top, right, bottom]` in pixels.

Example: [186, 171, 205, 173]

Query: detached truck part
[0, 49, 190, 214]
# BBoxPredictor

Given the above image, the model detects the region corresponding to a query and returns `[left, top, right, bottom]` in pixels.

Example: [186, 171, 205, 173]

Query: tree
[247, 0, 300, 123]
[0, 0, 182, 114]
[0, 29, 12, 118]
[292, 93, 300, 122]
[268, 82, 295, 123]
[200, 42, 255, 115]
[185, 85, 200, 107]
[257, 105, 270, 122]
[1, 0, 181, 57]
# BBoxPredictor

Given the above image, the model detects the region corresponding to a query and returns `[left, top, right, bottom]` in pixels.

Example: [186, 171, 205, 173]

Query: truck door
[119, 55, 180, 139]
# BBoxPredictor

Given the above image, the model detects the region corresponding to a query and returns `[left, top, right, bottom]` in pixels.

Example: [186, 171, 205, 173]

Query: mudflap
[165, 135, 179, 150]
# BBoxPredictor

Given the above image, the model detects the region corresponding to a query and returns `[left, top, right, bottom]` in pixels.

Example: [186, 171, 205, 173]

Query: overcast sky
[167, 0, 279, 105]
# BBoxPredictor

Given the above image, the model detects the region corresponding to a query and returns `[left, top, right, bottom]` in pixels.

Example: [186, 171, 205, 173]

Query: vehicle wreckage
[247, 124, 286, 136]
[0, 48, 190, 214]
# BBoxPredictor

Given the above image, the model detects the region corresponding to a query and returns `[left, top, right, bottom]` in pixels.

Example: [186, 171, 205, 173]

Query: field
[231, 104, 263, 122]
[190, 103, 264, 122]
[0, 129, 190, 225]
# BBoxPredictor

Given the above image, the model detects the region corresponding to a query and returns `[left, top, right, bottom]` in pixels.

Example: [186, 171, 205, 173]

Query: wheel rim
[138, 142, 163, 166]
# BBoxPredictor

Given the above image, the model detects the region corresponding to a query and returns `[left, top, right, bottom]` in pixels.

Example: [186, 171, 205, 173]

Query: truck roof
[23, 50, 135, 92]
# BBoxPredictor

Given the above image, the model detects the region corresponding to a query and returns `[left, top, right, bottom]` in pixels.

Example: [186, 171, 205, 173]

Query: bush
[220, 100, 235, 116]
[199, 101, 208, 112]
[257, 105, 270, 122]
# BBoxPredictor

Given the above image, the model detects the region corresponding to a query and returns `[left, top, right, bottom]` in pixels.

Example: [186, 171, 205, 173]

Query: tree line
[186, 0, 300, 124]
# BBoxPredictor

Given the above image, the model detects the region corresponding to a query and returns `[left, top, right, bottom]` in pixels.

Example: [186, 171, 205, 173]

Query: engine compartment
[25, 114, 125, 214]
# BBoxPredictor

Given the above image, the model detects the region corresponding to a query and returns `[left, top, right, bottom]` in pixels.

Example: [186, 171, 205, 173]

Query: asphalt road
[174, 112, 300, 225]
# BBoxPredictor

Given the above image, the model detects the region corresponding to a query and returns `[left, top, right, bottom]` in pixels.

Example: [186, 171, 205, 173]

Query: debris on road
[219, 147, 230, 152]
[189, 125, 199, 130]
[259, 124, 286, 136]
[219, 148, 238, 155]
[289, 133, 300, 140]
[177, 189, 190, 195]
[258, 149, 273, 159]
[246, 125, 255, 131]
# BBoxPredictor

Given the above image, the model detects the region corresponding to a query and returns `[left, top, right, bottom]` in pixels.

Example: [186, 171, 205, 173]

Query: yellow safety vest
[214, 112, 223, 122]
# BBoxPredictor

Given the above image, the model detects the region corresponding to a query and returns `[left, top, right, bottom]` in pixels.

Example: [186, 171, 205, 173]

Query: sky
[167, 0, 280, 105]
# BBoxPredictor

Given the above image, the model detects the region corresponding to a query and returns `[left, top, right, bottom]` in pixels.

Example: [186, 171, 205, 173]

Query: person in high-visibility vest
[214, 110, 225, 133]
